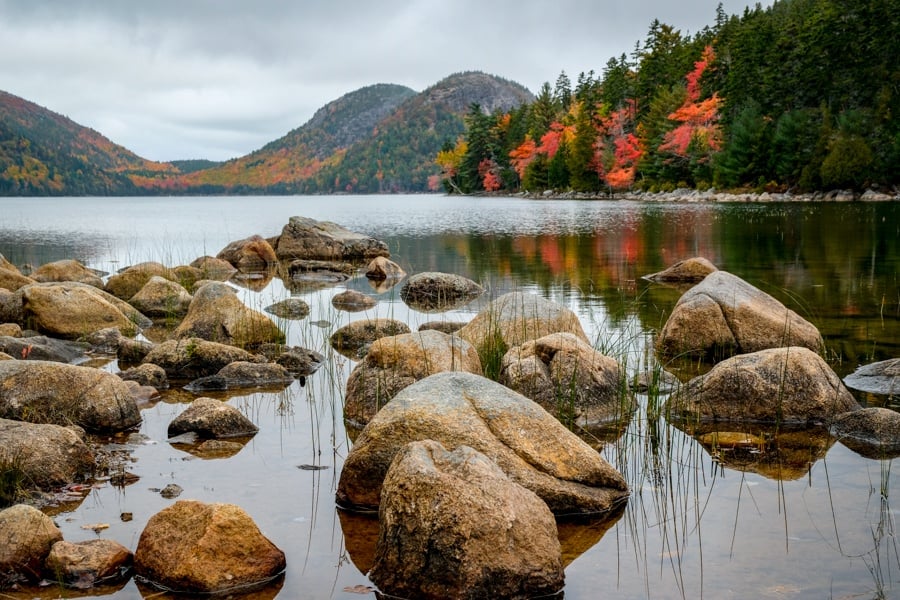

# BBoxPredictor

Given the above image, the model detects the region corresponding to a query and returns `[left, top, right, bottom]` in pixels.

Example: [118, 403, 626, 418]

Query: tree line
[437, 0, 900, 195]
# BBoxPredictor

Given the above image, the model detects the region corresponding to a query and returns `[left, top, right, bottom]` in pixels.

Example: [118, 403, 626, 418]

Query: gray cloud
[0, 0, 759, 161]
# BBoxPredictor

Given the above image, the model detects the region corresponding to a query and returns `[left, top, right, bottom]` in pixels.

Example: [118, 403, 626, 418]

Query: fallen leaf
[298, 464, 330, 471]
[343, 584, 375, 594]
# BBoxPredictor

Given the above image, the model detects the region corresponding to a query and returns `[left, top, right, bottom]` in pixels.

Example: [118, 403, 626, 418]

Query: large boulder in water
[344, 330, 482, 428]
[134, 500, 286, 594]
[500, 332, 628, 429]
[656, 270, 824, 361]
[129, 276, 193, 318]
[216, 234, 278, 270]
[173, 282, 284, 348]
[0, 418, 94, 489]
[271, 216, 389, 261]
[458, 291, 589, 358]
[0, 504, 63, 585]
[30, 259, 103, 288]
[0, 360, 141, 433]
[0, 266, 34, 292]
[142, 338, 265, 380]
[370, 440, 564, 600]
[666, 347, 859, 425]
[14, 282, 151, 339]
[337, 372, 629, 516]
[105, 262, 173, 301]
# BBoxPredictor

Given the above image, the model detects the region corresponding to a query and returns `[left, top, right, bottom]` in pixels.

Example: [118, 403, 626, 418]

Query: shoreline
[516, 188, 900, 202]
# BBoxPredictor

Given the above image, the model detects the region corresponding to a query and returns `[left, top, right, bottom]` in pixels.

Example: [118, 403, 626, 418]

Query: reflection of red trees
[493, 211, 722, 289]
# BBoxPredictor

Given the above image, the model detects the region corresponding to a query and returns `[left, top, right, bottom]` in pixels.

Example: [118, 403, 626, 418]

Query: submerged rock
[830, 407, 900, 458]
[655, 270, 824, 361]
[263, 298, 310, 320]
[330, 318, 410, 358]
[843, 358, 900, 396]
[331, 289, 376, 312]
[400, 271, 483, 312]
[134, 500, 285, 594]
[337, 371, 629, 516]
[168, 397, 259, 439]
[666, 347, 859, 424]
[371, 440, 564, 600]
[44, 539, 133, 590]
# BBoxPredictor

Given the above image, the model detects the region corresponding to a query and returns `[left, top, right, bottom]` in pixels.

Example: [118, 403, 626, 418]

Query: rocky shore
[521, 187, 899, 202]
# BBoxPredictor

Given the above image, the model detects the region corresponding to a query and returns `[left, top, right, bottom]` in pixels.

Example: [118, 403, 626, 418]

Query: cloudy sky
[1, 0, 758, 163]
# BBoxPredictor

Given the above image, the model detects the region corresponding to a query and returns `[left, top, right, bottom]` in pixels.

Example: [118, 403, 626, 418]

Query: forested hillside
[301, 72, 533, 193]
[174, 83, 417, 193]
[0, 91, 178, 195]
[440, 0, 900, 194]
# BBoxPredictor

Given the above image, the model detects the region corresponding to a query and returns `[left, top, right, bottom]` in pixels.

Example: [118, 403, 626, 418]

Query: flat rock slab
[273, 216, 390, 261]
[843, 358, 900, 396]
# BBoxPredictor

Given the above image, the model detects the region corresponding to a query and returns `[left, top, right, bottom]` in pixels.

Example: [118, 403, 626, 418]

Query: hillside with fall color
[0, 90, 178, 195]
[0, 73, 532, 196]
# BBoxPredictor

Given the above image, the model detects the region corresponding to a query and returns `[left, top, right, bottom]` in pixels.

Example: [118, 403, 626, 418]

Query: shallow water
[1, 195, 899, 599]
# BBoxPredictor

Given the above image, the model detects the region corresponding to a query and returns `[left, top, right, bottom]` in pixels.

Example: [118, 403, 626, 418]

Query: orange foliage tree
[658, 46, 722, 163]
[595, 100, 644, 190]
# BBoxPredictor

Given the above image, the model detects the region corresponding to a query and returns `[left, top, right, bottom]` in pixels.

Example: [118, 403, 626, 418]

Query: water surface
[0, 195, 898, 599]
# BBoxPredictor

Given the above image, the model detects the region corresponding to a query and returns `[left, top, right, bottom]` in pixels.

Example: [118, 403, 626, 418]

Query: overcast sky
[0, 0, 760, 163]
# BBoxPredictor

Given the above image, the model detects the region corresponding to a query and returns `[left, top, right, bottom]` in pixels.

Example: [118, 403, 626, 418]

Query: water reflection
[2, 196, 899, 599]
[674, 422, 835, 480]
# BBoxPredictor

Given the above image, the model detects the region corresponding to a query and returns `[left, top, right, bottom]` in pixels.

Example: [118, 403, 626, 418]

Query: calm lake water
[1, 195, 899, 599]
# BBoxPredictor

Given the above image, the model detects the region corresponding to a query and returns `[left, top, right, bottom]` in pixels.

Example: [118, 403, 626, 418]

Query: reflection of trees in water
[387, 203, 900, 375]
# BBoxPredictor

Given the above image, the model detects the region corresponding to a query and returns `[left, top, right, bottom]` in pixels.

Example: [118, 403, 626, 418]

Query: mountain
[0, 90, 178, 195]
[175, 83, 417, 193]
[304, 72, 534, 193]
[0, 71, 533, 196]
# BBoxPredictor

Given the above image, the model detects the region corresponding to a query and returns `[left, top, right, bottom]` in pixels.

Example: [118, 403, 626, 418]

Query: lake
[1, 195, 899, 599]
